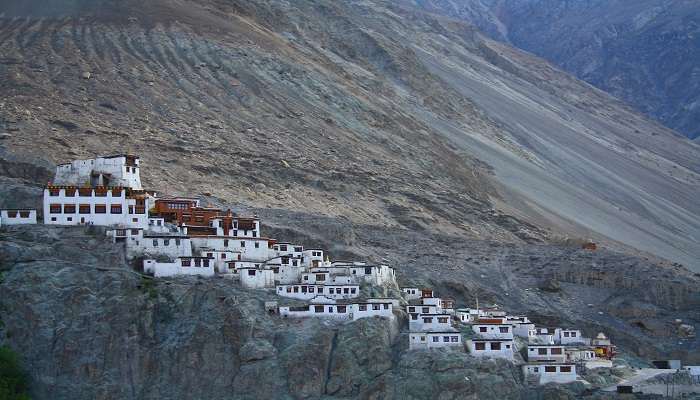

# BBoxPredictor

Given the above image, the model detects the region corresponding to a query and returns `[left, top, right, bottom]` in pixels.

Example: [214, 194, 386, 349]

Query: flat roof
[177, 256, 214, 259]
[143, 235, 189, 239]
[104, 154, 139, 159]
[278, 283, 359, 287]
[524, 362, 575, 366]
[188, 236, 273, 240]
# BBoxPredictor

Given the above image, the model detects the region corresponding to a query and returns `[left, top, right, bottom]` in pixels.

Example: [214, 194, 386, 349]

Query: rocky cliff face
[413, 0, 700, 141]
[2, 224, 698, 399]
[0, 226, 558, 399]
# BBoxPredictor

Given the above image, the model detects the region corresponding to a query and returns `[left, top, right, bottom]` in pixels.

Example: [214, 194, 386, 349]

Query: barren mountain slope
[1, 0, 699, 269]
[413, 0, 700, 140]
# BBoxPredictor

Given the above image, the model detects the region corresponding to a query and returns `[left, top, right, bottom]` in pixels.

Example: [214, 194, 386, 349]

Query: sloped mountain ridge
[412, 0, 700, 140]
[0, 0, 699, 268]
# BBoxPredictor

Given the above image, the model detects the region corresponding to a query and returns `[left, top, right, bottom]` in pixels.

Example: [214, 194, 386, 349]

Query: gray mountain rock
[412, 0, 700, 140]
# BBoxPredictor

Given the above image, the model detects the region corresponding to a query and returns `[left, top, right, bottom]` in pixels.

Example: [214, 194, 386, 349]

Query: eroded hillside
[0, 1, 699, 266]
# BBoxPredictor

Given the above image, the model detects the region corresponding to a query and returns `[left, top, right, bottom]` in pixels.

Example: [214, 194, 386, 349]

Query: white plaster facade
[409, 332, 462, 350]
[240, 267, 275, 289]
[276, 283, 360, 300]
[0, 209, 37, 225]
[320, 263, 396, 286]
[467, 339, 514, 359]
[147, 217, 170, 233]
[564, 348, 596, 363]
[527, 345, 567, 363]
[555, 329, 585, 345]
[53, 155, 142, 189]
[409, 314, 453, 332]
[456, 308, 484, 323]
[43, 187, 150, 228]
[473, 323, 514, 340]
[189, 236, 270, 261]
[279, 301, 393, 321]
[126, 233, 193, 259]
[407, 304, 442, 318]
[144, 257, 215, 277]
[401, 287, 422, 301]
[522, 364, 577, 385]
[529, 328, 556, 344]
[301, 249, 325, 268]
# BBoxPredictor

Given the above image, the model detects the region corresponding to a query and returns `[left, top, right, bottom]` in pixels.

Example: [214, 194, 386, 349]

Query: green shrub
[0, 346, 30, 400]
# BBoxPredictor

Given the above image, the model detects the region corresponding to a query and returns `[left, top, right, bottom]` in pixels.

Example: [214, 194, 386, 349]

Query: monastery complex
[4, 154, 674, 387]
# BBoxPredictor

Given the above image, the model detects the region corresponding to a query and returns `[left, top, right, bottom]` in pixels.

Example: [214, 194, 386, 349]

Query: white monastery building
[409, 332, 462, 350]
[279, 301, 394, 321]
[467, 339, 514, 359]
[522, 364, 577, 385]
[0, 209, 37, 226]
[53, 154, 143, 189]
[8, 154, 624, 390]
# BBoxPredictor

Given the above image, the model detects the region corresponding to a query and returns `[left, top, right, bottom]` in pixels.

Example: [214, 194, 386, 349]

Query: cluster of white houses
[450, 301, 616, 384]
[2, 154, 624, 387]
[401, 287, 618, 384]
[405, 288, 462, 350]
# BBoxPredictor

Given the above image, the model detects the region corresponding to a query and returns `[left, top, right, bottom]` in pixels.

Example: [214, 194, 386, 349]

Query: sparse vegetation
[0, 346, 31, 400]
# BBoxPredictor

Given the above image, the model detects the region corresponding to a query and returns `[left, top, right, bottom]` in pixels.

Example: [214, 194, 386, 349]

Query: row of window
[562, 331, 578, 337]
[223, 240, 260, 249]
[280, 286, 358, 295]
[478, 326, 511, 333]
[531, 366, 572, 373]
[474, 342, 512, 351]
[417, 316, 450, 324]
[4, 211, 31, 218]
[276, 245, 301, 252]
[181, 258, 210, 267]
[414, 335, 460, 343]
[50, 204, 131, 214]
[311, 303, 389, 313]
[151, 238, 182, 247]
[408, 306, 434, 314]
[48, 189, 122, 197]
[530, 347, 563, 355]
[303, 273, 326, 281]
